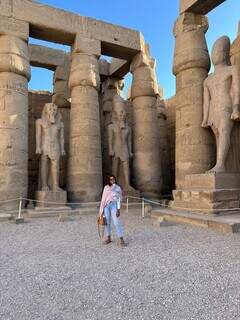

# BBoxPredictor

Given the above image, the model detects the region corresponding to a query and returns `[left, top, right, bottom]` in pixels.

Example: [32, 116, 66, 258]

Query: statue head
[42, 103, 62, 125]
[212, 36, 231, 66]
[112, 95, 127, 124]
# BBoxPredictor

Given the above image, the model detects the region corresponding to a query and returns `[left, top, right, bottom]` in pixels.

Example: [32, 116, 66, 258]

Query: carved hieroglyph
[36, 103, 65, 191]
[108, 94, 134, 191]
[202, 36, 240, 173]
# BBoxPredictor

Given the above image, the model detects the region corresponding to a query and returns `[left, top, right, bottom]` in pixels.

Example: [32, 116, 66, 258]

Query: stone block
[185, 173, 240, 189]
[0, 0, 12, 17]
[30, 44, 65, 70]
[73, 35, 101, 55]
[173, 188, 240, 215]
[12, 0, 143, 58]
[0, 16, 29, 40]
[180, 0, 226, 14]
[69, 54, 100, 90]
[109, 58, 129, 78]
[35, 190, 67, 208]
[0, 35, 30, 79]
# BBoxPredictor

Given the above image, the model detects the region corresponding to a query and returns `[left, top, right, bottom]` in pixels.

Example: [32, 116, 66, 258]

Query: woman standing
[99, 175, 125, 246]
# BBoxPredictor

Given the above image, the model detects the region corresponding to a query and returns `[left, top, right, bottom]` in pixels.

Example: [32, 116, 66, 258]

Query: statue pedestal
[172, 173, 240, 214]
[35, 190, 67, 208]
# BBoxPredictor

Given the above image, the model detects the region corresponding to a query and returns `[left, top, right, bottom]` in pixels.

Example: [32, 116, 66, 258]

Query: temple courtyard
[0, 211, 240, 320]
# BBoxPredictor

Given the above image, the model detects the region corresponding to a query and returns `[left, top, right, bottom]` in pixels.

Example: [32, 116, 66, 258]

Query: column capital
[0, 16, 29, 41]
[72, 35, 101, 56]
[173, 12, 210, 75]
[174, 12, 209, 37]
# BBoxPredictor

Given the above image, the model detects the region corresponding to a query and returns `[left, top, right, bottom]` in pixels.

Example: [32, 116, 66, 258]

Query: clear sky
[29, 0, 240, 99]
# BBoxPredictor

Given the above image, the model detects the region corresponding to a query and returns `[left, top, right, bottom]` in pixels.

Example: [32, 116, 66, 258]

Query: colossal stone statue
[108, 95, 134, 191]
[202, 36, 240, 173]
[36, 103, 65, 191]
[101, 77, 124, 180]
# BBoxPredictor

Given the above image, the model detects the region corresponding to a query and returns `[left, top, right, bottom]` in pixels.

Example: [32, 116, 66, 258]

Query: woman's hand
[116, 209, 120, 218]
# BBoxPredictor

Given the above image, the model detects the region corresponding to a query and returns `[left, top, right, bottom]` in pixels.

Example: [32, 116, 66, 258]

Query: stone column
[53, 55, 71, 108]
[173, 13, 213, 189]
[130, 46, 162, 198]
[0, 17, 30, 209]
[68, 36, 102, 202]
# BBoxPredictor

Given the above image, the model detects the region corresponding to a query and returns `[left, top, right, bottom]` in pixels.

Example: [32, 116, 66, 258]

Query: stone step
[0, 213, 12, 222]
[151, 208, 240, 233]
[27, 207, 98, 218]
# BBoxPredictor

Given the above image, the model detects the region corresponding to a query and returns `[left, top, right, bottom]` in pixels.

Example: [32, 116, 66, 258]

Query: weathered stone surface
[0, 72, 28, 209]
[0, 0, 12, 17]
[73, 35, 101, 56]
[0, 27, 30, 210]
[11, 0, 143, 58]
[30, 44, 65, 70]
[69, 53, 100, 90]
[131, 96, 162, 197]
[0, 16, 29, 40]
[201, 36, 240, 173]
[68, 44, 102, 202]
[0, 35, 30, 79]
[131, 51, 158, 99]
[173, 13, 212, 189]
[185, 173, 240, 189]
[35, 190, 67, 208]
[130, 45, 162, 197]
[110, 58, 130, 78]
[173, 172, 240, 214]
[180, 0, 226, 14]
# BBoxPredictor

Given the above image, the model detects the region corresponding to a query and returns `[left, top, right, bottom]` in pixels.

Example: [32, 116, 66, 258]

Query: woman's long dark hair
[107, 175, 117, 186]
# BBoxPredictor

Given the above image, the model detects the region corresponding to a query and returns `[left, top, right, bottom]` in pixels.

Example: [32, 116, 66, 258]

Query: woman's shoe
[104, 236, 112, 244]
